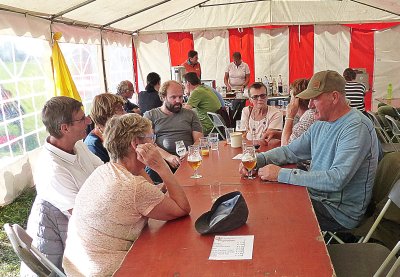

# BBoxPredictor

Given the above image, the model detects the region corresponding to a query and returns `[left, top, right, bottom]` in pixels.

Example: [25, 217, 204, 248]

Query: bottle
[387, 83, 393, 99]
[278, 74, 283, 95]
[263, 76, 271, 96]
[272, 77, 277, 96]
[269, 74, 274, 96]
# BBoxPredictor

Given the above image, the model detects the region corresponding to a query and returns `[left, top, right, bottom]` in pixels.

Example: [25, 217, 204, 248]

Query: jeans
[311, 199, 349, 232]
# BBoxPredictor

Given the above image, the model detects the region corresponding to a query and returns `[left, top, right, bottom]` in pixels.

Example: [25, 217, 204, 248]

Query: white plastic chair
[4, 223, 66, 277]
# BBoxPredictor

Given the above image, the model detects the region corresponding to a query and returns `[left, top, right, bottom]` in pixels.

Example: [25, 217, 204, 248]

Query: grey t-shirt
[144, 108, 203, 154]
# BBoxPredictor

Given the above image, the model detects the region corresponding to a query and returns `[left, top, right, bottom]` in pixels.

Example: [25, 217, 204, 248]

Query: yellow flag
[51, 32, 82, 102]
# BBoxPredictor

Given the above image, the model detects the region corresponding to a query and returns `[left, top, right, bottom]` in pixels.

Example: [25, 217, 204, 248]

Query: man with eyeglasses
[144, 80, 203, 183]
[116, 80, 141, 114]
[22, 96, 103, 274]
[240, 82, 283, 142]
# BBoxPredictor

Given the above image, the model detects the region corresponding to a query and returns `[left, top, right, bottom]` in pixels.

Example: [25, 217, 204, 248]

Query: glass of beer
[242, 146, 257, 179]
[199, 137, 210, 156]
[187, 145, 202, 179]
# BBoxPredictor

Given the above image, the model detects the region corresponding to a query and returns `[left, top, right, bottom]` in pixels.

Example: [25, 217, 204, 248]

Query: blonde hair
[90, 93, 124, 127]
[103, 113, 152, 161]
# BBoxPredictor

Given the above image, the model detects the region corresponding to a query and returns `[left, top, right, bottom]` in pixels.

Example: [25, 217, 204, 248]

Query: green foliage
[0, 187, 36, 276]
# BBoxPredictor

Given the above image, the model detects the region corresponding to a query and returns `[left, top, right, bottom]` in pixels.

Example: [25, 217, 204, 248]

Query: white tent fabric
[193, 30, 230, 87]
[52, 23, 101, 45]
[134, 34, 171, 91]
[374, 24, 400, 107]
[1, 1, 399, 35]
[314, 25, 350, 74]
[254, 27, 289, 87]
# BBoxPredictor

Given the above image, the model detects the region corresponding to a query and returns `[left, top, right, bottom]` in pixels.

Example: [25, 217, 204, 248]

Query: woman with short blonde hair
[63, 113, 190, 276]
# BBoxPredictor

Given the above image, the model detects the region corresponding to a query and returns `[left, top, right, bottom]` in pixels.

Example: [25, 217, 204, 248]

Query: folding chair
[385, 115, 400, 143]
[328, 240, 400, 277]
[366, 111, 400, 152]
[207, 112, 227, 140]
[359, 177, 400, 243]
[4, 223, 66, 277]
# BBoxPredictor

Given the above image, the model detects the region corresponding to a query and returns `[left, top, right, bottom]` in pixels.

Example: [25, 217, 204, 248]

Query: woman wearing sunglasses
[240, 82, 283, 144]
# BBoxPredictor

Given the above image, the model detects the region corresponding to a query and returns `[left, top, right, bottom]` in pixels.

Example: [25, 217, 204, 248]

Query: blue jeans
[311, 199, 349, 232]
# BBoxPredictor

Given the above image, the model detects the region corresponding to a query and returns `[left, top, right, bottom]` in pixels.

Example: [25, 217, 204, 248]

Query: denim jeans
[311, 199, 349, 232]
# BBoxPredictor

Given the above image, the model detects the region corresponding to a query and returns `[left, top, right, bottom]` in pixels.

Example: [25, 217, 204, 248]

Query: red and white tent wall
[134, 23, 400, 111]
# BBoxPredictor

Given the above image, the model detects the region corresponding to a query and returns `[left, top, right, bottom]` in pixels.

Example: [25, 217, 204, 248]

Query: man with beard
[144, 80, 203, 182]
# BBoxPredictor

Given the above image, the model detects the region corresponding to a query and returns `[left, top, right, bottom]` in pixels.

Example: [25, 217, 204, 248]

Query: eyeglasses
[69, 115, 88, 124]
[139, 134, 156, 143]
[250, 94, 267, 100]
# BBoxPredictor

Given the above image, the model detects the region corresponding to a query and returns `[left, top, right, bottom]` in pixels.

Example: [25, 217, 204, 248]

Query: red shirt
[181, 61, 201, 79]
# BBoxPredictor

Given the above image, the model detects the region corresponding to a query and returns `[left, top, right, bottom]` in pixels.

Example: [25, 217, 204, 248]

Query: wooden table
[115, 142, 334, 276]
[376, 97, 400, 109]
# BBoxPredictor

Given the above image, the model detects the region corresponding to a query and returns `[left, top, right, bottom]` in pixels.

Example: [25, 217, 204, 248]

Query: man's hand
[238, 162, 249, 176]
[165, 154, 181, 169]
[258, 164, 281, 181]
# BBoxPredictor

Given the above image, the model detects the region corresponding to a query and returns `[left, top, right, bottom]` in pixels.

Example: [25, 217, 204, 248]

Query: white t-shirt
[241, 106, 283, 140]
[34, 139, 103, 215]
[225, 62, 250, 89]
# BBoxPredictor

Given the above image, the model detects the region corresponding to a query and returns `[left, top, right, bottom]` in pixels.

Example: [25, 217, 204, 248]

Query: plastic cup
[199, 137, 210, 156]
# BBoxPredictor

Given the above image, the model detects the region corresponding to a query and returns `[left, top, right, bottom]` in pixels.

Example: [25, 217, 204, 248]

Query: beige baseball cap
[296, 70, 346, 100]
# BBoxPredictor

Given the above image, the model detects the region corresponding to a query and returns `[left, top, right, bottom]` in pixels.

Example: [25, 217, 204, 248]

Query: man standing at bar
[241, 70, 379, 232]
[224, 52, 250, 92]
[181, 50, 201, 79]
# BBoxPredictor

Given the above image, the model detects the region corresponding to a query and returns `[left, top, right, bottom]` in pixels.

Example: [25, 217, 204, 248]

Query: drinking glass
[236, 120, 246, 132]
[208, 133, 219, 150]
[225, 127, 235, 145]
[199, 137, 210, 156]
[187, 145, 202, 179]
[242, 146, 257, 179]
[175, 140, 187, 159]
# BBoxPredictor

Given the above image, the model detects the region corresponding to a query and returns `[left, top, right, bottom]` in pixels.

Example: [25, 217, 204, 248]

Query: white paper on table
[209, 235, 254, 260]
[232, 153, 243, 160]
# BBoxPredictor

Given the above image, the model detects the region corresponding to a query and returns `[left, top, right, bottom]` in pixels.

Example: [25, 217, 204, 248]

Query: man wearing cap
[242, 70, 379, 232]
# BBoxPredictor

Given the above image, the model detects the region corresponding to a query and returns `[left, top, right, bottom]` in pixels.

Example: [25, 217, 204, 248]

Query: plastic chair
[3, 223, 66, 277]
[328, 240, 400, 277]
[207, 112, 227, 140]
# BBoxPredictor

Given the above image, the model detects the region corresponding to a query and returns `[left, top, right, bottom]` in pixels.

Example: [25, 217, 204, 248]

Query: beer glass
[199, 137, 210, 156]
[175, 140, 187, 159]
[242, 146, 257, 179]
[187, 145, 202, 179]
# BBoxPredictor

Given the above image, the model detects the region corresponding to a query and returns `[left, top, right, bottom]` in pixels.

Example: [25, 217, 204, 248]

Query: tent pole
[349, 0, 400, 17]
[136, 0, 210, 33]
[51, 0, 96, 20]
[102, 0, 172, 27]
[100, 31, 108, 92]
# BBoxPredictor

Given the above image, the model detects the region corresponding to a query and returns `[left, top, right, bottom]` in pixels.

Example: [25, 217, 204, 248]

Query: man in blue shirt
[241, 70, 379, 231]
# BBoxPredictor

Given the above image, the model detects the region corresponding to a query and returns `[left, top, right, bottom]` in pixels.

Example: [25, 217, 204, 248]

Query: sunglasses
[139, 134, 156, 143]
[250, 94, 267, 100]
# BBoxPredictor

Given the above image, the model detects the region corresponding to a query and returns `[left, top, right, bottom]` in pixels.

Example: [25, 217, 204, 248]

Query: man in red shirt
[181, 50, 201, 79]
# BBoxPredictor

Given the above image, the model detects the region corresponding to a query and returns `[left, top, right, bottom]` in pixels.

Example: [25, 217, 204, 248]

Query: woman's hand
[286, 96, 299, 119]
[136, 143, 168, 173]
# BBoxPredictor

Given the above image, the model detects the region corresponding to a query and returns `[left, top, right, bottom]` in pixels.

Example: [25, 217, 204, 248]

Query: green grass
[0, 187, 36, 276]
